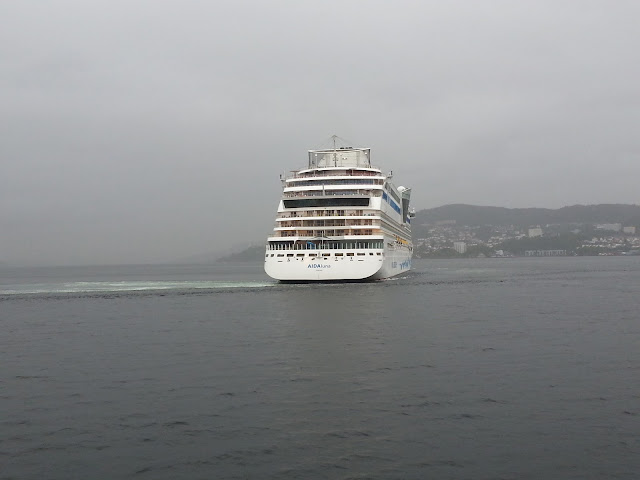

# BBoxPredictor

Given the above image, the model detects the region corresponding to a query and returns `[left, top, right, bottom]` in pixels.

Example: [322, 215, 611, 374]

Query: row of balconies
[277, 219, 376, 228]
[278, 209, 375, 218]
[285, 179, 384, 187]
[278, 229, 378, 238]
[283, 189, 381, 198]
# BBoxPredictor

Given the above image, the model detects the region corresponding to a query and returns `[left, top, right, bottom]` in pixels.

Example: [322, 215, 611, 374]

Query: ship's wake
[0, 280, 274, 296]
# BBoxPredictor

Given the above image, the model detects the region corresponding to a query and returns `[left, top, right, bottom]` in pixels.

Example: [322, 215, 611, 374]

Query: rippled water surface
[2, 258, 639, 479]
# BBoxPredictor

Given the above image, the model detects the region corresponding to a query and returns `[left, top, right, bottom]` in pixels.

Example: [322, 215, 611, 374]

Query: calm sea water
[1, 258, 639, 479]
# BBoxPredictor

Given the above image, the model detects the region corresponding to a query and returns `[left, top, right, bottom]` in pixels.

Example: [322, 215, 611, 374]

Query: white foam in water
[0, 281, 274, 295]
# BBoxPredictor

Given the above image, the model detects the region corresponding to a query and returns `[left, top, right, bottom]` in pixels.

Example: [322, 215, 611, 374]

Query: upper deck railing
[288, 169, 381, 180]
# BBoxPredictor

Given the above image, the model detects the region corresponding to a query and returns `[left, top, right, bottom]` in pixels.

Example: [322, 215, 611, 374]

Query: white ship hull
[265, 240, 412, 282]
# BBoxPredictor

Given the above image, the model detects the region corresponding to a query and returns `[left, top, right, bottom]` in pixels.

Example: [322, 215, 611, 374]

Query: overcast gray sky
[2, 1, 639, 265]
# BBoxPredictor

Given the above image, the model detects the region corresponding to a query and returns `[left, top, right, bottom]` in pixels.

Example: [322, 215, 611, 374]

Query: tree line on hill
[412, 203, 640, 237]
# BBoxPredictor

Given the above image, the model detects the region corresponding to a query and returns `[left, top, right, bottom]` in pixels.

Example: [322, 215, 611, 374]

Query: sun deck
[307, 147, 372, 169]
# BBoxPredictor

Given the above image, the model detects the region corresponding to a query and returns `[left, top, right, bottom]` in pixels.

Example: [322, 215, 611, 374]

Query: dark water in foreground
[2, 258, 639, 479]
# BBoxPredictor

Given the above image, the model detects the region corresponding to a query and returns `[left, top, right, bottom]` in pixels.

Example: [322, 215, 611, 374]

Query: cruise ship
[264, 141, 414, 281]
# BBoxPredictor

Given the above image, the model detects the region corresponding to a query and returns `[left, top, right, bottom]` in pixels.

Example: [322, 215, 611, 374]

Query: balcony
[282, 189, 381, 198]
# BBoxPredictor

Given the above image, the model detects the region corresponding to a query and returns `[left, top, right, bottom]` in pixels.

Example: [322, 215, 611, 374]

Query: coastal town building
[453, 241, 467, 254]
[596, 223, 622, 232]
[528, 227, 543, 237]
[525, 250, 567, 257]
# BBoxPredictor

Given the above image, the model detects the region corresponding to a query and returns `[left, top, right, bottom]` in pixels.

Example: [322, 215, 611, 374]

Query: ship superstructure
[264, 142, 413, 281]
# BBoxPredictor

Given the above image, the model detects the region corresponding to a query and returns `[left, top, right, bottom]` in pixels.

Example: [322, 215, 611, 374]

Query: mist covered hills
[414, 204, 640, 228]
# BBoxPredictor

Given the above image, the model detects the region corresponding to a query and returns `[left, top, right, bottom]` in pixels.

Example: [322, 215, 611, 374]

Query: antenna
[332, 134, 338, 166]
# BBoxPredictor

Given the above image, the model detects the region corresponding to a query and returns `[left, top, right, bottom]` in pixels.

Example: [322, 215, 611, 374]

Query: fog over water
[2, 1, 640, 265]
